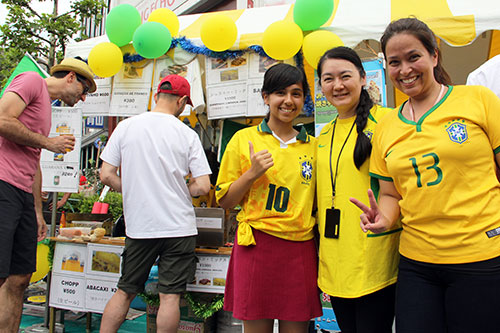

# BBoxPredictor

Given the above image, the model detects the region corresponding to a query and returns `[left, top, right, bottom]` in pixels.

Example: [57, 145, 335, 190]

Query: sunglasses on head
[75, 74, 90, 95]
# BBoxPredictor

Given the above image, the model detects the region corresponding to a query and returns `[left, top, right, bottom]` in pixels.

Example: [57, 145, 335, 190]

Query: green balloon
[293, 0, 334, 31]
[133, 22, 172, 59]
[106, 4, 141, 47]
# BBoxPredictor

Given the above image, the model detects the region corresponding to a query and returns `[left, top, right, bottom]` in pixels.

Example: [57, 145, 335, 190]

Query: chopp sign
[136, 0, 189, 21]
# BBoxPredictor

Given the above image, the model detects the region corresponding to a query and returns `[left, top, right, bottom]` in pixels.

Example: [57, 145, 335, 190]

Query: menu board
[206, 53, 282, 119]
[41, 107, 82, 193]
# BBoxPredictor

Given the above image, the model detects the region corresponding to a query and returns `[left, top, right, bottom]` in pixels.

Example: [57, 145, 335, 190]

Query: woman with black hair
[216, 63, 321, 333]
[316, 46, 401, 333]
[351, 18, 500, 333]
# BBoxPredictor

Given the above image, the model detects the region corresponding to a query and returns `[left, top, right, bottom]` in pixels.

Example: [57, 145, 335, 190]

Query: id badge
[324, 208, 340, 239]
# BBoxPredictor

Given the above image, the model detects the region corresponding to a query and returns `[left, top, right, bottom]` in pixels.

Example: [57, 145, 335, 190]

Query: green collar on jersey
[397, 85, 453, 132]
[257, 119, 310, 142]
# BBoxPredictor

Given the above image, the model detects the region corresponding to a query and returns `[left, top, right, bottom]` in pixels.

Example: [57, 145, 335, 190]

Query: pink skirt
[223, 228, 322, 321]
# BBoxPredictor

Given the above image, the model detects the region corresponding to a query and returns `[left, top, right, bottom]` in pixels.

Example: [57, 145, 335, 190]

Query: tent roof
[66, 0, 500, 57]
[176, 0, 500, 48]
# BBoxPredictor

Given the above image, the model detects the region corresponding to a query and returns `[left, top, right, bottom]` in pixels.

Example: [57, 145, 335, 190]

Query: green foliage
[66, 191, 123, 221]
[138, 292, 160, 306]
[138, 292, 225, 319]
[102, 191, 123, 222]
[84, 161, 104, 193]
[99, 134, 108, 146]
[0, 0, 108, 89]
[184, 293, 224, 319]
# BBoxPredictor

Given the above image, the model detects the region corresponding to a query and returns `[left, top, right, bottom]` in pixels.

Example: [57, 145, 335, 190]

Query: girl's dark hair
[317, 46, 373, 169]
[380, 17, 452, 85]
[261, 63, 310, 120]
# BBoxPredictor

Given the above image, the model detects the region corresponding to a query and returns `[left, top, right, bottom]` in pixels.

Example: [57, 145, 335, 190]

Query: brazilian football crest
[363, 129, 374, 141]
[445, 120, 468, 144]
[299, 155, 313, 183]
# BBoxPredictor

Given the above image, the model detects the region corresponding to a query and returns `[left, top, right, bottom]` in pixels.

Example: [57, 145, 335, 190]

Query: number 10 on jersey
[265, 184, 290, 213]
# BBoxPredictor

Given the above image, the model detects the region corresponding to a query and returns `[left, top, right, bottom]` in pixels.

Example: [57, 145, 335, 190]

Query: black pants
[330, 284, 396, 333]
[396, 255, 500, 333]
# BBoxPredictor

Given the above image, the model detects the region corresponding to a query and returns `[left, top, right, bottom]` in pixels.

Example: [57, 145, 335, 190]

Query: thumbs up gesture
[248, 141, 274, 180]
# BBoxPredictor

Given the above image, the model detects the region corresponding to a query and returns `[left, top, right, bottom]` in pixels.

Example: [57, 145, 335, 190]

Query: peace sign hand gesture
[350, 189, 391, 233]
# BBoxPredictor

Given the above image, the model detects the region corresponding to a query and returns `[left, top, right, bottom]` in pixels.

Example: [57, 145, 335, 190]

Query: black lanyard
[328, 117, 356, 207]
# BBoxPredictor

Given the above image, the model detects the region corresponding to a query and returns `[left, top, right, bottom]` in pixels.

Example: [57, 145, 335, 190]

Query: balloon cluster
[89, 0, 344, 79]
[264, 0, 343, 64]
[88, 4, 179, 77]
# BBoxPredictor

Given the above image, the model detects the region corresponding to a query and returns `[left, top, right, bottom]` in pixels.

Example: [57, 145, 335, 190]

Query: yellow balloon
[200, 15, 238, 52]
[302, 30, 344, 67]
[262, 20, 303, 60]
[147, 8, 179, 37]
[30, 243, 50, 283]
[88, 42, 123, 78]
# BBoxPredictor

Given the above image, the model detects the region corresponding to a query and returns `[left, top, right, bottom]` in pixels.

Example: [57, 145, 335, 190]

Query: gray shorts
[117, 235, 197, 294]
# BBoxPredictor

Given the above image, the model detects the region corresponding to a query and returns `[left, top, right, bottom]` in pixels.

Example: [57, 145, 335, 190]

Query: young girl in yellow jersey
[316, 46, 400, 333]
[351, 18, 500, 333]
[216, 63, 321, 332]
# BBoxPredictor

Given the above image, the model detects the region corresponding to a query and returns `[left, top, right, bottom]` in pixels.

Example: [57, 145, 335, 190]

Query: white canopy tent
[66, 0, 500, 107]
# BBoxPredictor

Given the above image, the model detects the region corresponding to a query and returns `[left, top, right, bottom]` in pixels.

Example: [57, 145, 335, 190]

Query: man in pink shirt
[0, 57, 96, 331]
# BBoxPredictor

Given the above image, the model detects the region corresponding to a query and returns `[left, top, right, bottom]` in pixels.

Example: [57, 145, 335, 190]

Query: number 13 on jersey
[409, 152, 443, 188]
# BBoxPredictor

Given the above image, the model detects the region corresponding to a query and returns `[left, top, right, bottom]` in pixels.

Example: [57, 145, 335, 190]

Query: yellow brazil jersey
[370, 85, 500, 264]
[216, 119, 316, 245]
[317, 104, 401, 298]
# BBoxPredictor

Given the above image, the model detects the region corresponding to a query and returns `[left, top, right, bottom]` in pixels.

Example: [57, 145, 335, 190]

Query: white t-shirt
[100, 112, 211, 238]
[466, 54, 500, 98]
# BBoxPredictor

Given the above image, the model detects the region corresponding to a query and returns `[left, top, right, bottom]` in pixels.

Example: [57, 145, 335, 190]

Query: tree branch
[19, 3, 44, 20]
[54, 9, 77, 20]
[23, 29, 52, 44]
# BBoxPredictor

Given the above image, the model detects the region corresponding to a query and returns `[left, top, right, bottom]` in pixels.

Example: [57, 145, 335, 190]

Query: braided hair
[317, 46, 373, 169]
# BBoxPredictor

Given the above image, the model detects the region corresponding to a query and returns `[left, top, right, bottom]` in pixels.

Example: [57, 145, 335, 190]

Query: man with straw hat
[0, 57, 95, 331]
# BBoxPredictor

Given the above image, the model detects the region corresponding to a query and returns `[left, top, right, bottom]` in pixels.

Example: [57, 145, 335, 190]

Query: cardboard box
[195, 208, 225, 247]
[146, 304, 158, 333]
[179, 298, 198, 321]
[177, 320, 208, 333]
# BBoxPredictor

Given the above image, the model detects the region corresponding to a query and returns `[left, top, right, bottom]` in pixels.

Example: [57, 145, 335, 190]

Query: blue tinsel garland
[120, 36, 314, 116]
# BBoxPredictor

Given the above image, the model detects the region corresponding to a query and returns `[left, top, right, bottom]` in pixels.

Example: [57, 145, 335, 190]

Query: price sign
[85, 278, 119, 313]
[49, 274, 86, 310]
[109, 88, 150, 116]
[187, 254, 229, 293]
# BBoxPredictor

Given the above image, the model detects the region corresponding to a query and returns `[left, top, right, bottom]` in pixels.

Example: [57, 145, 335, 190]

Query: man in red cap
[99, 75, 211, 333]
[0, 57, 95, 331]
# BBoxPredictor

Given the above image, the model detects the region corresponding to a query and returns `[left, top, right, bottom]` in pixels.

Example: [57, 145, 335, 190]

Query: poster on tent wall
[206, 53, 281, 119]
[109, 55, 154, 116]
[246, 53, 280, 117]
[363, 58, 387, 107]
[79, 77, 112, 116]
[41, 107, 82, 193]
[314, 73, 338, 137]
[206, 54, 249, 119]
[151, 55, 205, 117]
[313, 58, 387, 136]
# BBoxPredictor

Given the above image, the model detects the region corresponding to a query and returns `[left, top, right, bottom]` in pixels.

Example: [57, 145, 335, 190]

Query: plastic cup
[58, 127, 75, 152]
